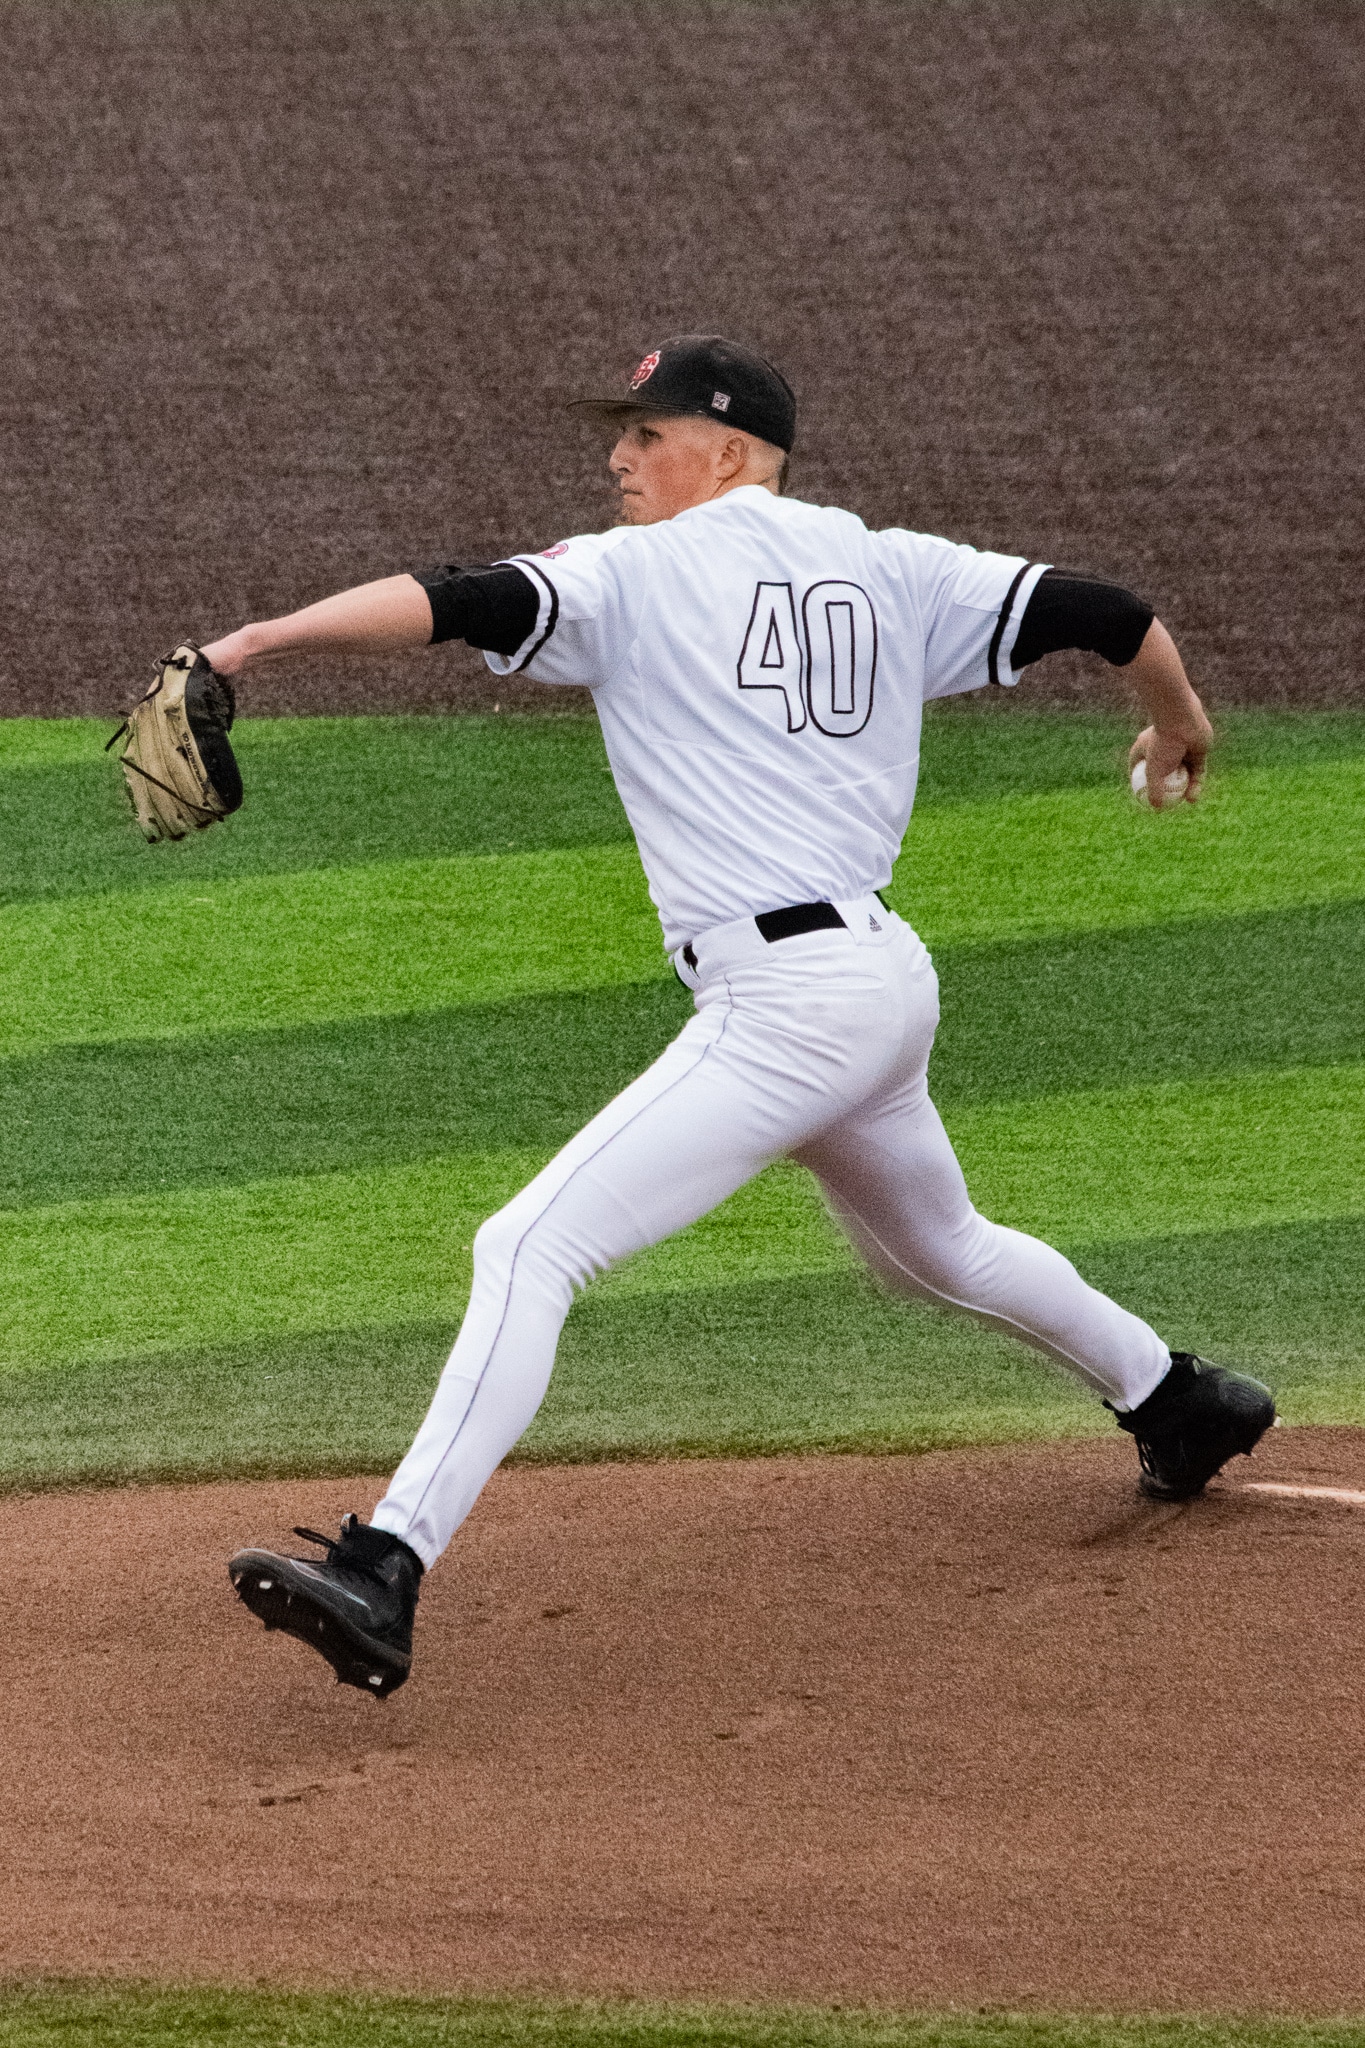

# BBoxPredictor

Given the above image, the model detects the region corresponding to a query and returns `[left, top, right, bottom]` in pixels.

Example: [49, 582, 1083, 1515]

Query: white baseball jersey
[485, 485, 1046, 950]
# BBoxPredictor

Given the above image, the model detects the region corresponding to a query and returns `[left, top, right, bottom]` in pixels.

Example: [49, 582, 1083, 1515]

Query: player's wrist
[202, 624, 263, 675]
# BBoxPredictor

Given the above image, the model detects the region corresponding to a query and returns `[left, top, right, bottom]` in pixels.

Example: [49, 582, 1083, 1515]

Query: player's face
[608, 415, 738, 524]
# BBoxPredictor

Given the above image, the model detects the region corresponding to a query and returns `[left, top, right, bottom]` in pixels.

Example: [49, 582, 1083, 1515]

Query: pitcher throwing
[210, 336, 1274, 1696]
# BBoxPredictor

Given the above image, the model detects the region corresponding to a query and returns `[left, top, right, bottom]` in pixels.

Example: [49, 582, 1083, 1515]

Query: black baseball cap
[568, 334, 797, 452]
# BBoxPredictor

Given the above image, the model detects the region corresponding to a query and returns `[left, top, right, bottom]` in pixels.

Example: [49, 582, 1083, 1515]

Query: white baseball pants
[373, 899, 1170, 1567]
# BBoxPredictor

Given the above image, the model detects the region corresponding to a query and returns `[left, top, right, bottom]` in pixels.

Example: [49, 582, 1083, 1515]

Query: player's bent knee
[469, 1207, 528, 1294]
[470, 1204, 580, 1315]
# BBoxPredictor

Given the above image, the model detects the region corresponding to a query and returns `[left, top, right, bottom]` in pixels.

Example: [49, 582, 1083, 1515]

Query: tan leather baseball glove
[108, 645, 244, 842]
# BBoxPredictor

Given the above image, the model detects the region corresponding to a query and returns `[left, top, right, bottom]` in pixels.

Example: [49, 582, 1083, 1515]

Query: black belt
[681, 900, 847, 974]
[754, 900, 847, 942]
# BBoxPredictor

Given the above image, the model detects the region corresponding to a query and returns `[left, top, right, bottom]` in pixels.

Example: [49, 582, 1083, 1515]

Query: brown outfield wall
[0, 0, 1360, 721]
[6, 1430, 1365, 2011]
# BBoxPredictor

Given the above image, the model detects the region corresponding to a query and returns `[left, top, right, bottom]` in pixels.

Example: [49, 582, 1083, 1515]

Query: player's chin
[616, 491, 657, 526]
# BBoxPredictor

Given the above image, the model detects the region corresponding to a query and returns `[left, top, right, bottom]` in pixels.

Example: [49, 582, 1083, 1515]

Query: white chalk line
[1242, 1481, 1365, 1507]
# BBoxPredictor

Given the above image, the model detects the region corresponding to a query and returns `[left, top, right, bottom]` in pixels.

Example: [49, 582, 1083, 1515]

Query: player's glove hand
[107, 645, 244, 842]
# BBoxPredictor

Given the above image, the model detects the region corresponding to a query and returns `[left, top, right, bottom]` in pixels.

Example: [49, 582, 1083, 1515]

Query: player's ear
[714, 431, 751, 481]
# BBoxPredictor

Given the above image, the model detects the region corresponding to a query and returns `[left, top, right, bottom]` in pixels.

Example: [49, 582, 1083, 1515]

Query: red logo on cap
[629, 350, 661, 391]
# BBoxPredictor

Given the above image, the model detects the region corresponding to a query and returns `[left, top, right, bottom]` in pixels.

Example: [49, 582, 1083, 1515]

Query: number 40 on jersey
[738, 579, 878, 738]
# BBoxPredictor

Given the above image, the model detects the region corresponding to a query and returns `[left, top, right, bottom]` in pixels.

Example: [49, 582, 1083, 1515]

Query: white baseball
[1130, 757, 1190, 807]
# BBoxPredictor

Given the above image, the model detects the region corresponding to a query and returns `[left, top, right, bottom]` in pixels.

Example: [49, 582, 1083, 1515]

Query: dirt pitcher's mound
[5, 1432, 1365, 2012]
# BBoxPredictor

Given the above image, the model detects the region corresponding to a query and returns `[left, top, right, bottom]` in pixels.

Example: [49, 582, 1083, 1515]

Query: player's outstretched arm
[200, 574, 434, 677]
[1125, 618, 1213, 805]
[115, 568, 535, 844]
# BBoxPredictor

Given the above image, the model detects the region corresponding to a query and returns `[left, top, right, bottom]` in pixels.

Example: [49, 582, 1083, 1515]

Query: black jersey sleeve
[1011, 568, 1155, 670]
[413, 563, 541, 657]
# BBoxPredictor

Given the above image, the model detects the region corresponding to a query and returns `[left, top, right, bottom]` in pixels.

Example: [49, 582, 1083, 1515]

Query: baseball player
[214, 336, 1274, 1697]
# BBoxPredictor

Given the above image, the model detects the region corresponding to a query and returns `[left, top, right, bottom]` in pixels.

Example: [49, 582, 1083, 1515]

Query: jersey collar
[672, 484, 779, 525]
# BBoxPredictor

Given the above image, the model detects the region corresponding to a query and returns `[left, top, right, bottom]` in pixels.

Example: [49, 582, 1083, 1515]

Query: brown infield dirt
[6, 1427, 1365, 2014]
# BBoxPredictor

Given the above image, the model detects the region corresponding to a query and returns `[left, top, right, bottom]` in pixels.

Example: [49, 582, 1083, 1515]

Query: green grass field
[2, 1984, 1364, 2048]
[1, 704, 1361, 1487]
[4, 703, 1364, 2045]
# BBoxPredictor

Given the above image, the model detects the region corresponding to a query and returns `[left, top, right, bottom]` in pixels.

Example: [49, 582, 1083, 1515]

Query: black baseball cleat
[1111, 1352, 1276, 1501]
[228, 1516, 423, 1698]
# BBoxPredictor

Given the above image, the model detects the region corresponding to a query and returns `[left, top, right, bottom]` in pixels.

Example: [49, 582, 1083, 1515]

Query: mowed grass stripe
[0, 1148, 539, 1370]
[889, 756, 1365, 945]
[4, 759, 1362, 1057]
[5, 1980, 1364, 2048]
[949, 1062, 1365, 1246]
[0, 1154, 828, 1370]
[0, 714, 635, 905]
[7, 896, 1360, 1212]
[913, 703, 1365, 800]
[3, 1064, 1359, 1372]
[0, 843, 665, 1057]
[932, 898, 1365, 1109]
[0, 983, 693, 1210]
[2, 1214, 1360, 1490]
